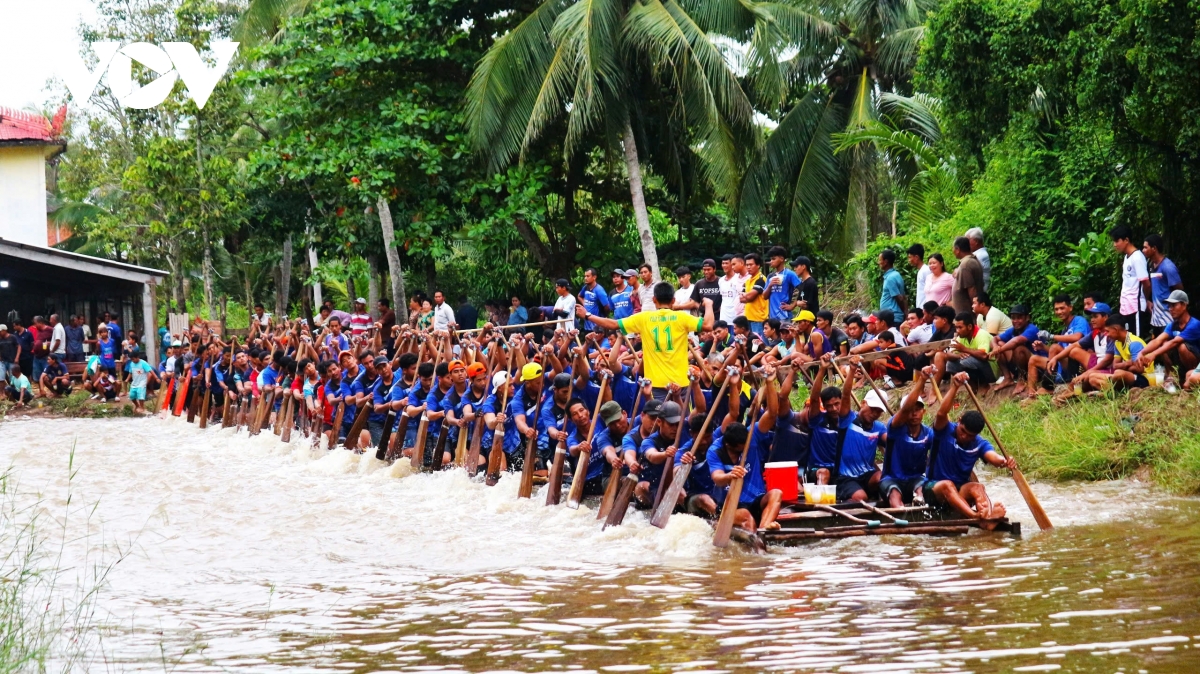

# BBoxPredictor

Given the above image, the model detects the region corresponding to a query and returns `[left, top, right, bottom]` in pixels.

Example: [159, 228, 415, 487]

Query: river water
[3, 416, 1199, 672]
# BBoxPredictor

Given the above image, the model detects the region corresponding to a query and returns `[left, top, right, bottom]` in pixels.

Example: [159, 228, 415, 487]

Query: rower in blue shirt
[800, 354, 854, 486]
[881, 368, 935, 507]
[707, 374, 783, 532]
[835, 387, 888, 503]
[578, 268, 613, 331]
[925, 371, 1016, 526]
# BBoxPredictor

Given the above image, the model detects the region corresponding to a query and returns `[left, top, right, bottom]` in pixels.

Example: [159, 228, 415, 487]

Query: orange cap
[448, 359, 466, 372]
[466, 362, 486, 377]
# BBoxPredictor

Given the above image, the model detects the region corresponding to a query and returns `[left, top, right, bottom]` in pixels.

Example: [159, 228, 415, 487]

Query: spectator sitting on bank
[5, 364, 33, 406]
[95, 369, 119, 403]
[39, 354, 71, 398]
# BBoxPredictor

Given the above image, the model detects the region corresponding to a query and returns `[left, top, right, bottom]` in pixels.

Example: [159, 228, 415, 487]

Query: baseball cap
[863, 390, 889, 412]
[1085, 302, 1112, 315]
[0, 324, 7, 332]
[448, 359, 466, 372]
[355, 297, 367, 304]
[792, 255, 812, 268]
[521, 362, 543, 382]
[865, 312, 880, 324]
[795, 310, 816, 323]
[553, 372, 573, 389]
[659, 401, 683, 425]
[492, 371, 510, 389]
[779, 321, 795, 331]
[701, 258, 716, 269]
[600, 400, 624, 425]
[1166, 289, 1190, 305]
[623, 269, 638, 278]
[171, 339, 182, 347]
[466, 362, 486, 377]
[612, 268, 626, 276]
[901, 391, 925, 408]
[1009, 303, 1031, 316]
[642, 399, 663, 418]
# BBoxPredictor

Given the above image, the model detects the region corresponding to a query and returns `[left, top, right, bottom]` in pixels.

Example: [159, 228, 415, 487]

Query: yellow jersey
[618, 309, 703, 388]
[743, 272, 769, 322]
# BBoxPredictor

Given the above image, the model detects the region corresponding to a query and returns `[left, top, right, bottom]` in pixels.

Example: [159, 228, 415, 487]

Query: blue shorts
[880, 475, 924, 503]
[129, 386, 147, 401]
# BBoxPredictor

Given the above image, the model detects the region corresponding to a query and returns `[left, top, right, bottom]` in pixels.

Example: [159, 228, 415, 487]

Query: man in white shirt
[635, 264, 656, 313]
[907, 244, 931, 309]
[1110, 225, 1150, 339]
[49, 314, 67, 358]
[551, 279, 577, 331]
[965, 227, 991, 292]
[719, 254, 748, 322]
[432, 290, 456, 331]
[673, 266, 699, 316]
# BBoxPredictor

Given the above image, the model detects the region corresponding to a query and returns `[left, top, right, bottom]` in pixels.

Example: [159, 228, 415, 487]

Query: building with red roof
[0, 105, 68, 247]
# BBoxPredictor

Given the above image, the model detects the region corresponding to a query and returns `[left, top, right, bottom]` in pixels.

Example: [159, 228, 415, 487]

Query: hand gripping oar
[478, 338, 516, 478]
[566, 372, 610, 509]
[650, 377, 730, 529]
[544, 405, 572, 506]
[516, 390, 544, 497]
[597, 380, 644, 521]
[963, 385, 1053, 530]
[713, 385, 770, 548]
[650, 380, 693, 514]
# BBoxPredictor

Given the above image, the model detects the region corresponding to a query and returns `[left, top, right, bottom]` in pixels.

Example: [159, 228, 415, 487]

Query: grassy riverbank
[0, 390, 136, 421]
[982, 389, 1200, 495]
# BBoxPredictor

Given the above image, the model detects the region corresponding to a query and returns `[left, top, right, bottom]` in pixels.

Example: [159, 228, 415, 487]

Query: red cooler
[763, 461, 799, 501]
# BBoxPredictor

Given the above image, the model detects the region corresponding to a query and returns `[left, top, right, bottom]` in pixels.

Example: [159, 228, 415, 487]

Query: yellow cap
[521, 362, 543, 382]
[795, 310, 816, 323]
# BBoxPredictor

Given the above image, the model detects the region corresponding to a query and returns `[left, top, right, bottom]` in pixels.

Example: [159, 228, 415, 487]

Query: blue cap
[1085, 302, 1111, 315]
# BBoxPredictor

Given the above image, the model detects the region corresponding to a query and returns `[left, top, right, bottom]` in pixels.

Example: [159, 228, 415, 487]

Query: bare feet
[1011, 381, 1026, 396]
[994, 379, 1014, 392]
[763, 521, 781, 531]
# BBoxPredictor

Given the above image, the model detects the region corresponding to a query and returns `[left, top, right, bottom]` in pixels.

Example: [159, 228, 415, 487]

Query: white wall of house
[0, 145, 49, 247]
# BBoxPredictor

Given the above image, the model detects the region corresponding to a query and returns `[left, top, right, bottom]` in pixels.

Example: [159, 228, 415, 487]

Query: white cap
[863, 390, 889, 412]
[0, 324, 7, 332]
[492, 371, 510, 389]
[355, 297, 367, 304]
[171, 340, 182, 347]
[900, 390, 925, 408]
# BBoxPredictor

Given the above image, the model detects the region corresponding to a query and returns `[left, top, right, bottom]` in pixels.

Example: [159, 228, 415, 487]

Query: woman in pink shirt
[924, 253, 955, 305]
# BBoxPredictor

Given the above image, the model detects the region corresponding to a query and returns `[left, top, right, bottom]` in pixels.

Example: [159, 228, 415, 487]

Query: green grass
[0, 391, 135, 420]
[985, 390, 1200, 495]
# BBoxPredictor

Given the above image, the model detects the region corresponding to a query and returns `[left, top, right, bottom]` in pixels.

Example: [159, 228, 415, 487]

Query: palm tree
[464, 0, 802, 278]
[738, 0, 935, 254]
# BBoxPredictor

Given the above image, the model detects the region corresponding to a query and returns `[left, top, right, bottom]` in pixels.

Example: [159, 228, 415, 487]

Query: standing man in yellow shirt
[578, 282, 714, 400]
[740, 252, 769, 337]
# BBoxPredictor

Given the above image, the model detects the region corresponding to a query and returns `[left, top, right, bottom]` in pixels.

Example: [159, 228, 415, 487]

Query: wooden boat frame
[759, 501, 1020, 545]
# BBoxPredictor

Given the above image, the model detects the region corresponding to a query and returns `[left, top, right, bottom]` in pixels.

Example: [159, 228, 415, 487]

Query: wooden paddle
[857, 362, 894, 416]
[375, 410, 396, 461]
[222, 338, 237, 428]
[453, 406, 471, 467]
[963, 385, 1053, 530]
[650, 380, 693, 514]
[281, 391, 298, 443]
[251, 389, 273, 436]
[544, 404, 572, 506]
[650, 377, 730, 529]
[272, 381, 288, 435]
[514, 383, 544, 495]
[198, 379, 211, 429]
[344, 401, 373, 451]
[713, 384, 770, 548]
[566, 373, 610, 509]
[389, 405, 411, 460]
[476, 339, 515, 478]
[432, 421, 451, 470]
[157, 374, 174, 414]
[329, 400, 346, 448]
[172, 372, 190, 416]
[409, 400, 431, 471]
[596, 381, 643, 521]
[187, 373, 201, 424]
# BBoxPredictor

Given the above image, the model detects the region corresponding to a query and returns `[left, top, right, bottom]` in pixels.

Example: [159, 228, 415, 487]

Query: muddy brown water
[3, 416, 1198, 672]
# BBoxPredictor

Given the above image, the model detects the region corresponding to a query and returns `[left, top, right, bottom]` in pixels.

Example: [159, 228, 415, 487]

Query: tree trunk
[277, 234, 293, 318]
[346, 276, 356, 307]
[202, 233, 214, 319]
[168, 238, 187, 313]
[243, 262, 254, 317]
[366, 254, 380, 319]
[622, 118, 660, 281]
[307, 235, 322, 309]
[376, 196, 409, 322]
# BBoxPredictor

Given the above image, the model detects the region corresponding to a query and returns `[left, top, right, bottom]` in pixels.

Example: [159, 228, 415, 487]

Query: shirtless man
[926, 372, 1016, 527]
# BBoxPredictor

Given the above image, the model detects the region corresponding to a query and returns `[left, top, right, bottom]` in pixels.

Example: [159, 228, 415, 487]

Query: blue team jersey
[930, 422, 994, 486]
[611, 287, 635, 320]
[1166, 317, 1200, 346]
[1000, 323, 1041, 345]
[610, 371, 640, 415]
[1151, 257, 1182, 303]
[337, 380, 357, 427]
[482, 392, 521, 454]
[767, 269, 802, 320]
[537, 397, 570, 452]
[260, 365, 279, 388]
[1064, 315, 1090, 338]
[809, 409, 851, 468]
[770, 409, 812, 468]
[707, 423, 772, 505]
[675, 436, 715, 497]
[885, 416, 933, 481]
[425, 387, 449, 438]
[840, 413, 885, 479]
[567, 427, 607, 481]
[370, 377, 398, 423]
[579, 284, 612, 330]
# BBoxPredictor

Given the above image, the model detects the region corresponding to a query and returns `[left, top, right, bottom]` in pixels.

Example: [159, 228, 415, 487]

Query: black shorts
[835, 470, 879, 502]
[581, 474, 605, 497]
[739, 493, 768, 524]
[879, 475, 924, 503]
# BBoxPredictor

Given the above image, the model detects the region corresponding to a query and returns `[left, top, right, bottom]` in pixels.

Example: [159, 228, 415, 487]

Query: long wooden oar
[477, 339, 515, 478]
[857, 362, 894, 416]
[597, 381, 643, 520]
[516, 390, 544, 497]
[279, 391, 295, 443]
[544, 406, 571, 506]
[375, 410, 397, 461]
[566, 373, 610, 509]
[344, 401, 373, 451]
[650, 381, 693, 513]
[963, 385, 1052, 530]
[329, 400, 346, 448]
[222, 338, 237, 428]
[173, 372, 191, 416]
[713, 385, 769, 548]
[650, 377, 730, 528]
